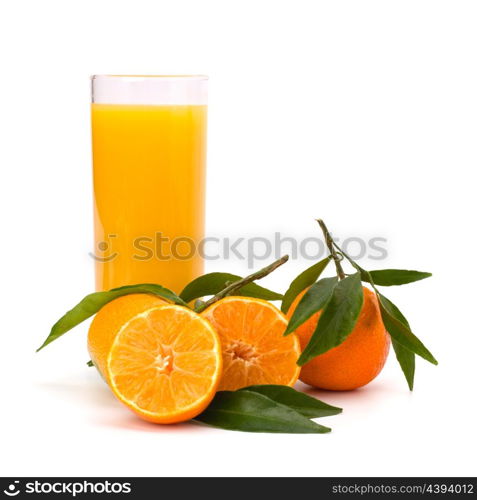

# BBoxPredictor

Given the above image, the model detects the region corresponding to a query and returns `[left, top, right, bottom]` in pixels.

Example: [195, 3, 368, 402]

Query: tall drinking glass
[91, 75, 208, 292]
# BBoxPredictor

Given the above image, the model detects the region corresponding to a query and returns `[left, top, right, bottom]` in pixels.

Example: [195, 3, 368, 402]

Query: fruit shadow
[95, 412, 202, 434]
[294, 379, 399, 413]
[37, 376, 202, 434]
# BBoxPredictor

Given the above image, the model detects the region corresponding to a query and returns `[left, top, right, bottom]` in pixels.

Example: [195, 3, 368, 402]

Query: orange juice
[91, 103, 207, 292]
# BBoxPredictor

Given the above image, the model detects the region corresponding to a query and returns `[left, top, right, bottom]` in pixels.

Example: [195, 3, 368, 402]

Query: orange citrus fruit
[88, 297, 222, 423]
[201, 296, 301, 391]
[287, 286, 390, 391]
[88, 293, 167, 376]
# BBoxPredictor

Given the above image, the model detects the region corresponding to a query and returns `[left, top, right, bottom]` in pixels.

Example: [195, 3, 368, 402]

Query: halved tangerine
[98, 304, 221, 423]
[200, 297, 301, 391]
[88, 293, 167, 376]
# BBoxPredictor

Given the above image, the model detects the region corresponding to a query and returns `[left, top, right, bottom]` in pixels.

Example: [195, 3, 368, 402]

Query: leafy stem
[194, 255, 289, 313]
[316, 219, 345, 280]
[285, 219, 436, 389]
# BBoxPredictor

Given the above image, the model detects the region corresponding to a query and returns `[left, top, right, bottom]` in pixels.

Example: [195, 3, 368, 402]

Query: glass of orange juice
[91, 75, 208, 292]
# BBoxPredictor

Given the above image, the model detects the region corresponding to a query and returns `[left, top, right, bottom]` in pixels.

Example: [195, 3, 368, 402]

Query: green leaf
[391, 339, 415, 390]
[179, 272, 282, 303]
[298, 273, 364, 366]
[241, 385, 342, 418]
[378, 294, 415, 390]
[379, 295, 409, 328]
[281, 257, 330, 313]
[284, 277, 338, 335]
[363, 269, 432, 286]
[377, 292, 437, 365]
[195, 390, 331, 433]
[86, 360, 94, 367]
[37, 284, 185, 352]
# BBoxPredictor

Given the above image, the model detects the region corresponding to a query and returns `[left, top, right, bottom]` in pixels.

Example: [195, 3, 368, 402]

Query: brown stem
[316, 219, 345, 280]
[195, 255, 289, 313]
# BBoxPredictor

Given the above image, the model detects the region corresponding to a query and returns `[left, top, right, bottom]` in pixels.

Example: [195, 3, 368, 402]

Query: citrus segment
[107, 305, 222, 423]
[201, 297, 300, 391]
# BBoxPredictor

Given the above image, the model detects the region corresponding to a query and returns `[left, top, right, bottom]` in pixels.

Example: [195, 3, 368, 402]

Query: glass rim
[91, 74, 208, 81]
[91, 74, 208, 104]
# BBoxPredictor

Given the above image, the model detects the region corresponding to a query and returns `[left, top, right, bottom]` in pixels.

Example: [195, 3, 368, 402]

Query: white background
[1, 0, 476, 477]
